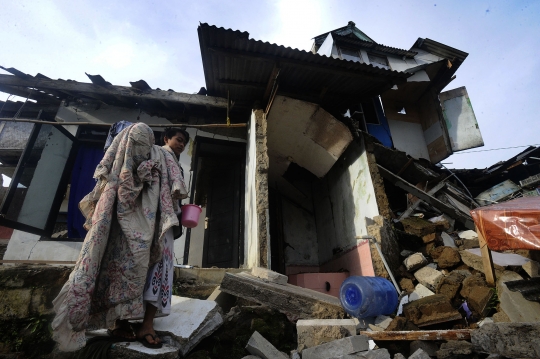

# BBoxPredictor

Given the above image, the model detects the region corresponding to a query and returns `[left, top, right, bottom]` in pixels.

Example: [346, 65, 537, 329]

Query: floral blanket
[52, 123, 188, 351]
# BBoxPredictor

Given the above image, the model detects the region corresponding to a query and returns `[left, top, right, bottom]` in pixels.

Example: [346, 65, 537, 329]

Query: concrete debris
[368, 324, 385, 332]
[458, 230, 477, 240]
[327, 348, 391, 359]
[436, 270, 470, 301]
[440, 232, 457, 248]
[393, 354, 406, 359]
[408, 348, 431, 359]
[374, 315, 393, 330]
[384, 317, 419, 331]
[241, 356, 262, 359]
[433, 247, 461, 268]
[245, 331, 289, 359]
[455, 238, 479, 250]
[436, 340, 473, 359]
[421, 233, 437, 244]
[459, 250, 505, 275]
[497, 271, 540, 322]
[467, 248, 531, 267]
[399, 278, 415, 294]
[403, 253, 428, 271]
[301, 335, 370, 359]
[471, 322, 540, 358]
[296, 319, 356, 349]
[400, 218, 437, 237]
[153, 296, 224, 357]
[410, 340, 438, 357]
[402, 294, 462, 327]
[207, 285, 237, 313]
[459, 275, 494, 316]
[220, 272, 346, 319]
[251, 266, 289, 285]
[477, 317, 494, 327]
[413, 266, 443, 292]
[522, 260, 540, 278]
[109, 340, 179, 359]
[409, 283, 434, 302]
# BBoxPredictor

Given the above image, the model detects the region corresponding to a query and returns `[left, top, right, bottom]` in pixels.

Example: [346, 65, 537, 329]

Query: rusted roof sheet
[198, 23, 411, 115]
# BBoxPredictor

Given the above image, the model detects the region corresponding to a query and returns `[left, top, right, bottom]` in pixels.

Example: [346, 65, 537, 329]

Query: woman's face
[164, 132, 187, 156]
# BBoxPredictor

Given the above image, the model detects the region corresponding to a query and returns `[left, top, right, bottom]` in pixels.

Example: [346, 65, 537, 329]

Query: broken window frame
[0, 123, 79, 237]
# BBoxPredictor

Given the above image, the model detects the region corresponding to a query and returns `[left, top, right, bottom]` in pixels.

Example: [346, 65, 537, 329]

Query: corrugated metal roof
[412, 38, 468, 63]
[198, 23, 411, 116]
[313, 21, 376, 44]
[332, 34, 418, 58]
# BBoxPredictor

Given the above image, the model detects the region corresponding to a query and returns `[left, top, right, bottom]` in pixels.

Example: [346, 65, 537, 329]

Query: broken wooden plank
[359, 329, 472, 341]
[398, 181, 447, 221]
[0, 74, 229, 109]
[477, 225, 496, 287]
[377, 165, 475, 229]
[220, 272, 346, 319]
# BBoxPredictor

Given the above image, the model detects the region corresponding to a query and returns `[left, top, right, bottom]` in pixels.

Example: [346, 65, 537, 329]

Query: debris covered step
[220, 272, 346, 319]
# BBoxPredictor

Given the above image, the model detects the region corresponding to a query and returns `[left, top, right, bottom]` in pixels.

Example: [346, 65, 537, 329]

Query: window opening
[339, 47, 362, 62]
[368, 53, 390, 69]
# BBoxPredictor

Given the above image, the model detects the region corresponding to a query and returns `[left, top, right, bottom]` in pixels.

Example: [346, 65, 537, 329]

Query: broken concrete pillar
[296, 319, 356, 349]
[471, 322, 540, 358]
[301, 335, 370, 359]
[497, 271, 540, 322]
[408, 348, 431, 359]
[436, 340, 473, 359]
[436, 270, 470, 301]
[245, 331, 288, 359]
[410, 340, 438, 357]
[402, 294, 462, 327]
[220, 272, 345, 319]
[403, 253, 428, 271]
[413, 266, 443, 291]
[153, 296, 223, 357]
[251, 267, 288, 285]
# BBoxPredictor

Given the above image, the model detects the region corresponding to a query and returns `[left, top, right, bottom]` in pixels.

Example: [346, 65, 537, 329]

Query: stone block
[436, 340, 473, 359]
[435, 247, 461, 268]
[368, 324, 384, 332]
[403, 253, 428, 271]
[402, 294, 462, 327]
[436, 270, 469, 301]
[327, 348, 391, 358]
[301, 335, 370, 359]
[153, 296, 223, 356]
[0, 288, 32, 319]
[409, 283, 434, 302]
[384, 317, 419, 331]
[459, 250, 504, 274]
[409, 348, 431, 359]
[252, 267, 288, 285]
[400, 218, 437, 237]
[413, 266, 443, 292]
[522, 260, 540, 278]
[471, 322, 540, 358]
[399, 278, 415, 294]
[374, 315, 393, 330]
[492, 310, 510, 323]
[410, 340, 439, 357]
[458, 230, 477, 240]
[246, 330, 288, 359]
[422, 233, 437, 244]
[458, 239, 479, 250]
[296, 319, 356, 349]
[220, 272, 345, 319]
[459, 275, 494, 316]
[393, 354, 406, 359]
[496, 271, 540, 322]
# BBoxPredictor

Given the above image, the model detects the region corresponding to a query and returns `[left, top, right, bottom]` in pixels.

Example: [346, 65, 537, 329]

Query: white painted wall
[313, 139, 380, 264]
[387, 119, 430, 160]
[244, 111, 259, 268]
[281, 198, 319, 266]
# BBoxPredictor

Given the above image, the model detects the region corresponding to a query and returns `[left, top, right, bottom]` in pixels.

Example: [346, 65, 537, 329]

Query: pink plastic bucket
[181, 204, 202, 228]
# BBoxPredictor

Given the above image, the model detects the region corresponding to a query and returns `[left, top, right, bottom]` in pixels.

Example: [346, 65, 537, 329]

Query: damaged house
[0, 21, 484, 290]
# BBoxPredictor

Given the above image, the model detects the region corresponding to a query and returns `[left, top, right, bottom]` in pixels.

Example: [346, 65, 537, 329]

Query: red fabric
[471, 197, 540, 251]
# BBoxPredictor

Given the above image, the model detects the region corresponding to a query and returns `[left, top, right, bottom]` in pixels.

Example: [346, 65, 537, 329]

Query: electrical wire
[453, 144, 540, 154]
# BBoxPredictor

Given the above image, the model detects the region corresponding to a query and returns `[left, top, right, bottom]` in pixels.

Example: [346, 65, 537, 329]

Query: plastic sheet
[470, 197, 540, 251]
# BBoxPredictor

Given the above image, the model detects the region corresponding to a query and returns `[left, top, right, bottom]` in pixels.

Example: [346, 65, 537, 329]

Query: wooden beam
[0, 74, 229, 109]
[377, 165, 475, 229]
[360, 329, 472, 341]
[398, 181, 447, 221]
[477, 225, 496, 287]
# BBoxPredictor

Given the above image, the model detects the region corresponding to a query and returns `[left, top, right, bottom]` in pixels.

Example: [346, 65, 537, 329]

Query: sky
[1, 0, 539, 170]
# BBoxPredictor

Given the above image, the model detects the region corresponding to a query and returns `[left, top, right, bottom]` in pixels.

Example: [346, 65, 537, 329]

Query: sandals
[137, 333, 163, 349]
[107, 326, 136, 342]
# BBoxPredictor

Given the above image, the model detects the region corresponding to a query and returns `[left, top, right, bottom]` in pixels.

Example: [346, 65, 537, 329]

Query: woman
[52, 123, 189, 351]
[136, 127, 190, 348]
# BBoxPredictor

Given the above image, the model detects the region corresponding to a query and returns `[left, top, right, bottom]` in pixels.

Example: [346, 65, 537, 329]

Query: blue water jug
[339, 276, 398, 318]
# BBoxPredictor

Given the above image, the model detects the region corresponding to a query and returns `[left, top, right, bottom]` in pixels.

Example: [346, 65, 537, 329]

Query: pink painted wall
[320, 239, 375, 276]
[288, 272, 349, 297]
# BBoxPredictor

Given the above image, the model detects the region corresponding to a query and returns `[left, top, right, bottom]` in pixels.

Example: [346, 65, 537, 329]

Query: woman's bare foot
[135, 303, 162, 348]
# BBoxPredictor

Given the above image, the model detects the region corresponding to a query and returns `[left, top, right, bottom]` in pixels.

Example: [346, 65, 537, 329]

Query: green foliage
[0, 315, 55, 358]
